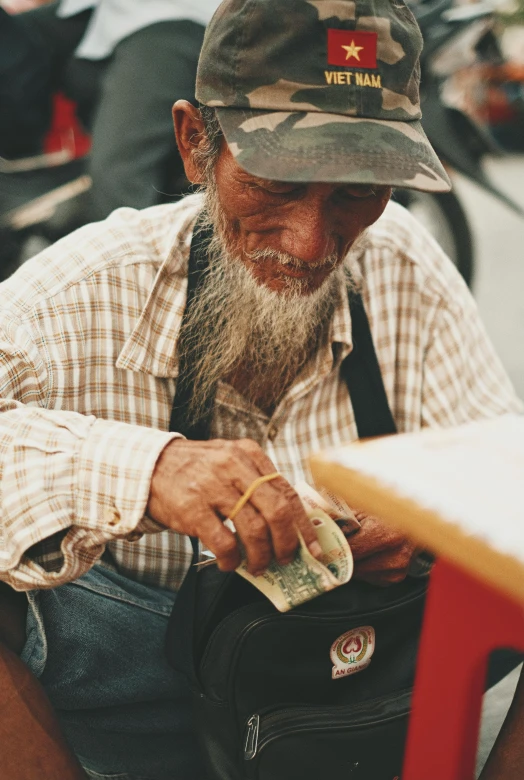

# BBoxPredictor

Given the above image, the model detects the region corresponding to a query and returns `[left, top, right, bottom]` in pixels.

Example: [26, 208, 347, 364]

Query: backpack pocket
[243, 689, 411, 780]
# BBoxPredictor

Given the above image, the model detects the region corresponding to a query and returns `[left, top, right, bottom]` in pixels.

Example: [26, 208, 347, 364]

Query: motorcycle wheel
[393, 189, 474, 288]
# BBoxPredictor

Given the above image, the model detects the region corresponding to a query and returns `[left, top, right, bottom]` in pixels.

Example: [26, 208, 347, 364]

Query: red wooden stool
[310, 416, 524, 780]
[403, 559, 524, 780]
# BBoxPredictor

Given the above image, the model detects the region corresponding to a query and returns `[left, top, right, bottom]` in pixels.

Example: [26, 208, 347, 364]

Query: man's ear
[172, 100, 207, 184]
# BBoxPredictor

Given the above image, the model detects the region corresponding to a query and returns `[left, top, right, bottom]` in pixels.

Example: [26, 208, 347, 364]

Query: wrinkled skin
[146, 100, 416, 584]
[148, 438, 321, 576]
[207, 137, 392, 295]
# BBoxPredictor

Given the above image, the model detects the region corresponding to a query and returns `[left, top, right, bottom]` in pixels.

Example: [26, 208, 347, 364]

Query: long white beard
[177, 187, 361, 419]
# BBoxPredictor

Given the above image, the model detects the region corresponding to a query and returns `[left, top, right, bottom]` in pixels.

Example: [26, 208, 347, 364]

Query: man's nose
[279, 195, 336, 263]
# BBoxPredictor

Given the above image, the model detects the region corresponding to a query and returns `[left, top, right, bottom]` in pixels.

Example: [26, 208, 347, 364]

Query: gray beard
[177, 186, 360, 420]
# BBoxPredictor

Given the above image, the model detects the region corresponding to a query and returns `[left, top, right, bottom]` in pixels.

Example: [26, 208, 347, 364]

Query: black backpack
[165, 219, 427, 780]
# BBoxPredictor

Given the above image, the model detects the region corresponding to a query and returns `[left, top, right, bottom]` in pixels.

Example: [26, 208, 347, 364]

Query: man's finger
[353, 545, 415, 577]
[232, 472, 322, 562]
[228, 503, 273, 575]
[193, 445, 310, 571]
[197, 520, 242, 572]
[348, 517, 408, 561]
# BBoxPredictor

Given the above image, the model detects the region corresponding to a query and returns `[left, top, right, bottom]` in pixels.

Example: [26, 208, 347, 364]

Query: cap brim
[215, 107, 451, 193]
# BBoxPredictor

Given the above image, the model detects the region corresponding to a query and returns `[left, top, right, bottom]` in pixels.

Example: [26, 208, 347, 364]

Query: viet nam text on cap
[196, 0, 451, 192]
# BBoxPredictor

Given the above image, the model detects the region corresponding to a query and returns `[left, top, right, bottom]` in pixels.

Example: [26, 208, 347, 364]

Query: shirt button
[105, 507, 120, 526]
[126, 530, 144, 542]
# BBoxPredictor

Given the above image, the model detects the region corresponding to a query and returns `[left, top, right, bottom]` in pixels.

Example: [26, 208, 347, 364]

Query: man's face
[212, 142, 392, 296]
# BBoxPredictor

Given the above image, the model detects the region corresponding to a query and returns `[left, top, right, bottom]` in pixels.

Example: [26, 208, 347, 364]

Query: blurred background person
[1, 0, 50, 12]
[0, 0, 221, 221]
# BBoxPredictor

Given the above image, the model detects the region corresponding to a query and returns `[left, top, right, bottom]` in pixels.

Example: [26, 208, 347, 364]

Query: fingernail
[309, 541, 323, 559]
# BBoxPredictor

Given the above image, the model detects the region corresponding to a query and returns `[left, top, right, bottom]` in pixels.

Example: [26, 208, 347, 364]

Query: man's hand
[147, 438, 322, 576]
[348, 511, 417, 586]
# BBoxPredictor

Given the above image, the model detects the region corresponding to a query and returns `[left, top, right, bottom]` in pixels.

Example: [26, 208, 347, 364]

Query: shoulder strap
[340, 294, 397, 438]
[169, 216, 215, 439]
[169, 218, 396, 440]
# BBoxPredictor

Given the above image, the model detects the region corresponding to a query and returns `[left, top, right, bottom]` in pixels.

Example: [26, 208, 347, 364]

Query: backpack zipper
[244, 714, 260, 760]
[243, 690, 411, 761]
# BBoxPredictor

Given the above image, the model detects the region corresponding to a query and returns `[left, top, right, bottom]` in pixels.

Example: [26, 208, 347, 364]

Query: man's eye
[337, 186, 378, 200]
[250, 182, 303, 197]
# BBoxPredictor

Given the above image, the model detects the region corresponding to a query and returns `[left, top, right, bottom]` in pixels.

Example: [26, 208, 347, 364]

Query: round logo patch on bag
[330, 626, 375, 679]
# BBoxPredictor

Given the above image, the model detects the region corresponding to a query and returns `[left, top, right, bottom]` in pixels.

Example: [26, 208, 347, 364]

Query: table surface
[309, 414, 524, 604]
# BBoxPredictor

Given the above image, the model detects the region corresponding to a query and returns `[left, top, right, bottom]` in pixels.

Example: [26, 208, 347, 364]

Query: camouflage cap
[196, 0, 451, 192]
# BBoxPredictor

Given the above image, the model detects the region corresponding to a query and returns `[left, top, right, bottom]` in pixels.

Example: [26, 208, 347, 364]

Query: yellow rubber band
[228, 472, 280, 522]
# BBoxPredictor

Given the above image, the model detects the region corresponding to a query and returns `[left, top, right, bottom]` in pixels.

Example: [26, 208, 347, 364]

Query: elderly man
[0, 0, 523, 778]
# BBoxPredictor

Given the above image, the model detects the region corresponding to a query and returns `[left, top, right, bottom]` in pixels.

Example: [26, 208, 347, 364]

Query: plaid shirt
[0, 194, 521, 591]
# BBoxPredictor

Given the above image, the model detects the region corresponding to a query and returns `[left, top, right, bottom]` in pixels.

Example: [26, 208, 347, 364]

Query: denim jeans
[21, 563, 205, 780]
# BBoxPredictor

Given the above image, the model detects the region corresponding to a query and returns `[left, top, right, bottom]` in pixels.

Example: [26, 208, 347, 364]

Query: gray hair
[194, 105, 223, 183]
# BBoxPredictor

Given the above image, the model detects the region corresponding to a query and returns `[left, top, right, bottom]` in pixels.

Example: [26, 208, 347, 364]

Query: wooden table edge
[310, 452, 524, 606]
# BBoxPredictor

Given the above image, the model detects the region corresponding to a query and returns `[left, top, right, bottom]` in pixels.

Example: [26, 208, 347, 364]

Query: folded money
[236, 482, 357, 612]
[195, 483, 358, 611]
[294, 480, 361, 536]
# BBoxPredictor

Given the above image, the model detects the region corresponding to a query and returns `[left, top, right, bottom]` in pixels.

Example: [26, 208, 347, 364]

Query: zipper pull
[244, 714, 260, 760]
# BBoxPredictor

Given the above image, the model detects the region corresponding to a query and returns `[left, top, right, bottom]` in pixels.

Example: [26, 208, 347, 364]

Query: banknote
[235, 486, 354, 612]
[294, 480, 361, 536]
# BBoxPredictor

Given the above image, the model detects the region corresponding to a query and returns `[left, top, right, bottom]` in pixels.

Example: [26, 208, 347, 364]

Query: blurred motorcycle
[0, 91, 189, 281]
[395, 0, 524, 287]
[0, 92, 91, 278]
[454, 59, 524, 153]
[395, 0, 524, 286]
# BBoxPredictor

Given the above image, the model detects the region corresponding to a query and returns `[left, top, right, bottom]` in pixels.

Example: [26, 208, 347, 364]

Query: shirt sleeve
[422, 271, 523, 428]
[0, 318, 179, 590]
